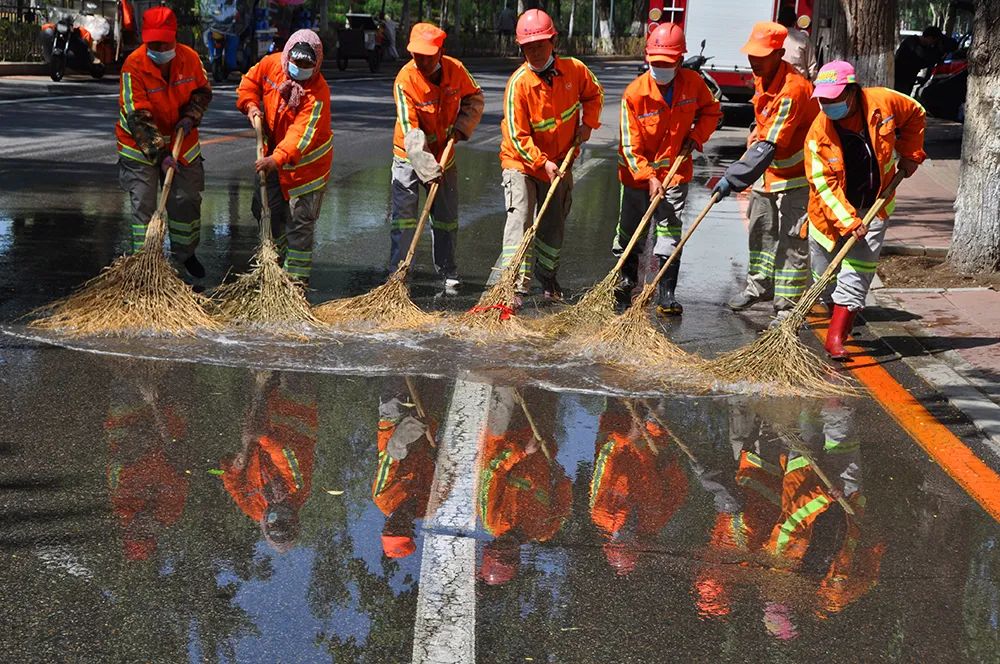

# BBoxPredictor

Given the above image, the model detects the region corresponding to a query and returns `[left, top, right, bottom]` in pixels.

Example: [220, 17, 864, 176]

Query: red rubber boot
[825, 304, 858, 361]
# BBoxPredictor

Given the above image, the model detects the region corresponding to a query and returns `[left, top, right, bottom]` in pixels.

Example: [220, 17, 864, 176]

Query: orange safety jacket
[372, 417, 438, 517]
[500, 56, 604, 181]
[751, 60, 818, 192]
[707, 449, 786, 552]
[477, 428, 572, 543]
[804, 87, 927, 251]
[618, 68, 722, 189]
[392, 56, 484, 169]
[590, 414, 689, 536]
[221, 388, 318, 522]
[116, 44, 210, 166]
[237, 52, 333, 200]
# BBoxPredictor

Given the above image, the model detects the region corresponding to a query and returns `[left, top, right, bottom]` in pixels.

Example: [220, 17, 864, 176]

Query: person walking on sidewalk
[615, 22, 721, 315]
[389, 22, 484, 290]
[497, 8, 604, 300]
[804, 61, 925, 360]
[713, 22, 818, 325]
[116, 6, 211, 279]
[237, 30, 332, 286]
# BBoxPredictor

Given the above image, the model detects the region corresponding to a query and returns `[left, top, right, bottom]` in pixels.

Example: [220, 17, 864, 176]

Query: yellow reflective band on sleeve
[589, 439, 616, 510]
[505, 67, 533, 162]
[118, 142, 154, 165]
[560, 101, 582, 122]
[295, 101, 323, 153]
[808, 139, 856, 227]
[619, 99, 640, 173]
[182, 141, 201, 163]
[772, 149, 804, 169]
[765, 97, 792, 144]
[122, 72, 135, 113]
[786, 455, 811, 474]
[373, 450, 392, 497]
[284, 136, 332, 170]
[395, 83, 412, 133]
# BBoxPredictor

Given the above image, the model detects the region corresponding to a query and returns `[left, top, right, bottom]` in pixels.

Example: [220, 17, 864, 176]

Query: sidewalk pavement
[867, 117, 1000, 451]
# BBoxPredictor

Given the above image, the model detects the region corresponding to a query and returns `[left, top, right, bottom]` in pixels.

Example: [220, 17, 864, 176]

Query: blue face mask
[287, 62, 314, 81]
[146, 48, 175, 65]
[822, 100, 850, 120]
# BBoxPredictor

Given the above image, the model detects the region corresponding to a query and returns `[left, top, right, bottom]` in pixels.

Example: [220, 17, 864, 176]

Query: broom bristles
[531, 269, 619, 338]
[707, 273, 858, 396]
[581, 299, 698, 368]
[313, 267, 441, 331]
[30, 213, 219, 337]
[211, 238, 324, 337]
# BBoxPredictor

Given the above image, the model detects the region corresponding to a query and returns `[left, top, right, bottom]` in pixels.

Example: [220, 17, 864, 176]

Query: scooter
[40, 10, 106, 81]
[683, 39, 725, 128]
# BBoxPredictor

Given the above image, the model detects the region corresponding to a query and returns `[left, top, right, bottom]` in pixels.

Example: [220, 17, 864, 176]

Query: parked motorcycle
[202, 0, 264, 82]
[40, 9, 108, 81]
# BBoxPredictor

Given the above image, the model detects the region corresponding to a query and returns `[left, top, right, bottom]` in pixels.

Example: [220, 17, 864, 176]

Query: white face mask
[528, 54, 555, 73]
[649, 64, 677, 85]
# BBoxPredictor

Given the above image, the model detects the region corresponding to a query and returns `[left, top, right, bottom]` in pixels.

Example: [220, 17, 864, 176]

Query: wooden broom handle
[155, 130, 186, 216]
[814, 171, 906, 286]
[401, 138, 456, 270]
[528, 145, 578, 234]
[622, 400, 659, 456]
[404, 375, 436, 448]
[640, 190, 721, 295]
[611, 153, 689, 274]
[513, 388, 553, 461]
[639, 399, 699, 464]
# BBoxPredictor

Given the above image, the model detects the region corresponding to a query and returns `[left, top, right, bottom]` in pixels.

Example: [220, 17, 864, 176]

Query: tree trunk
[401, 0, 411, 36]
[568, 0, 575, 37]
[949, 0, 1000, 274]
[839, 0, 898, 86]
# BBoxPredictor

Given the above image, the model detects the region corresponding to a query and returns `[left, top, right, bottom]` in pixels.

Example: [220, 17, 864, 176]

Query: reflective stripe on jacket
[236, 53, 333, 200]
[751, 60, 818, 192]
[116, 44, 209, 166]
[372, 417, 437, 517]
[805, 87, 927, 250]
[392, 56, 484, 168]
[618, 68, 721, 189]
[500, 56, 604, 180]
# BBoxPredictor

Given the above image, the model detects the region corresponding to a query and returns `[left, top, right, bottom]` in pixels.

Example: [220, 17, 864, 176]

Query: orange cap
[382, 534, 416, 558]
[740, 21, 788, 57]
[407, 22, 446, 55]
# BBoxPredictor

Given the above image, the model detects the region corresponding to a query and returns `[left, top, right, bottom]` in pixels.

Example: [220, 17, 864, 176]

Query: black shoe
[540, 275, 563, 301]
[183, 255, 206, 279]
[614, 277, 636, 306]
[655, 292, 683, 317]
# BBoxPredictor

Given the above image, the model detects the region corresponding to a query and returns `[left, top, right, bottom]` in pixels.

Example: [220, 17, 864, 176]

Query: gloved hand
[403, 128, 443, 183]
[175, 116, 194, 134]
[161, 155, 177, 175]
[711, 176, 732, 199]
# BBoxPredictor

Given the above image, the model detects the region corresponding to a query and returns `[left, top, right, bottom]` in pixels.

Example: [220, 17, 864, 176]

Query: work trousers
[741, 187, 810, 311]
[389, 157, 459, 274]
[612, 183, 689, 284]
[252, 170, 326, 282]
[496, 167, 573, 287]
[808, 217, 887, 312]
[119, 157, 204, 261]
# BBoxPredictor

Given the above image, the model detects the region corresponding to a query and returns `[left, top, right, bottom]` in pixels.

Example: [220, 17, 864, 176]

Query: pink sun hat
[812, 60, 858, 100]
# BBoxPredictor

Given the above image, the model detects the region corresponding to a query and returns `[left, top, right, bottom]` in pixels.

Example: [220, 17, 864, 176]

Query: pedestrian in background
[894, 26, 946, 95]
[777, 5, 817, 79]
[237, 29, 333, 286]
[389, 22, 484, 290]
[116, 6, 211, 279]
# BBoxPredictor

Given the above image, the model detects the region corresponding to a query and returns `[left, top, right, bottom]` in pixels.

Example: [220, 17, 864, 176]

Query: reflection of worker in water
[477, 387, 571, 586]
[106, 371, 190, 562]
[221, 372, 317, 553]
[590, 399, 688, 576]
[373, 376, 441, 560]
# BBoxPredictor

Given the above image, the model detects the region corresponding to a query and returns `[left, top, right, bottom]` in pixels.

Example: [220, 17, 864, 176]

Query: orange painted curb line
[811, 317, 1000, 523]
[200, 130, 255, 146]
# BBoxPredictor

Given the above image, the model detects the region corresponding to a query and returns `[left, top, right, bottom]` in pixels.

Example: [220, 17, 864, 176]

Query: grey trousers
[808, 217, 887, 311]
[389, 157, 459, 274]
[119, 157, 204, 260]
[252, 170, 326, 281]
[612, 183, 689, 283]
[742, 187, 810, 311]
[496, 167, 573, 287]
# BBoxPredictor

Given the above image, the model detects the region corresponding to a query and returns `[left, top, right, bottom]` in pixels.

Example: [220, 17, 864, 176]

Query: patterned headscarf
[278, 29, 324, 114]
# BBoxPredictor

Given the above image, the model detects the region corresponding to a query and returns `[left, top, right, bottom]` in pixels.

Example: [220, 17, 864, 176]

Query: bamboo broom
[312, 137, 455, 331]
[31, 131, 219, 336]
[211, 115, 323, 335]
[581, 192, 722, 368]
[708, 172, 905, 396]
[533, 153, 689, 339]
[451, 146, 578, 339]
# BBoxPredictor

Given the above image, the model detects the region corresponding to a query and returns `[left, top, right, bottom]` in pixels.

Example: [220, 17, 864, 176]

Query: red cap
[407, 22, 446, 55]
[516, 9, 558, 45]
[645, 22, 686, 64]
[382, 534, 416, 558]
[740, 21, 787, 57]
[142, 6, 177, 43]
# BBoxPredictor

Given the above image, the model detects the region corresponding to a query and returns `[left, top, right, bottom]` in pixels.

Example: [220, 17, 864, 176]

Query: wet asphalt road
[1, 64, 999, 663]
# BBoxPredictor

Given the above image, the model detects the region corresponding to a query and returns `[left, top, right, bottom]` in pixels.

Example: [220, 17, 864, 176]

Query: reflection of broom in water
[450, 147, 578, 340]
[211, 116, 323, 335]
[580, 192, 721, 369]
[533, 153, 688, 339]
[31, 132, 219, 336]
[707, 173, 904, 396]
[312, 132, 452, 331]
